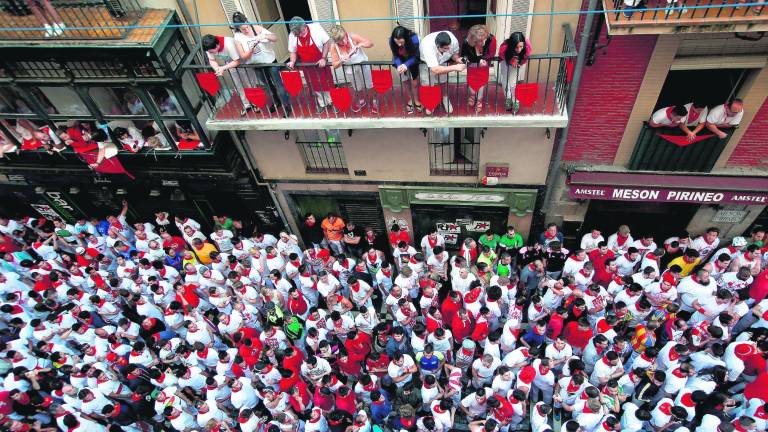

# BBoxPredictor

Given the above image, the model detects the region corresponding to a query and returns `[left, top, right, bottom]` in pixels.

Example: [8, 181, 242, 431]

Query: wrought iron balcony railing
[0, 0, 145, 40]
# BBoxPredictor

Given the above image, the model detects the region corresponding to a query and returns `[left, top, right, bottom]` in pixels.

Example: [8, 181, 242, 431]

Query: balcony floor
[0, 8, 171, 45]
[208, 81, 568, 130]
[604, 0, 768, 34]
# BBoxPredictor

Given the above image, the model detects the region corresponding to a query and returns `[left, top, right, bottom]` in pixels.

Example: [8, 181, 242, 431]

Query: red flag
[419, 86, 441, 112]
[80, 153, 135, 180]
[330, 87, 352, 112]
[243, 87, 267, 108]
[371, 69, 393, 94]
[195, 72, 220, 97]
[280, 70, 303, 97]
[515, 83, 539, 107]
[301, 66, 333, 92]
[177, 140, 202, 150]
[657, 133, 715, 147]
[466, 66, 490, 92]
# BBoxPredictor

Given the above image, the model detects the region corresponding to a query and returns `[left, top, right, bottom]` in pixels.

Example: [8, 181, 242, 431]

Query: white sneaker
[44, 24, 55, 38]
[54, 23, 66, 35]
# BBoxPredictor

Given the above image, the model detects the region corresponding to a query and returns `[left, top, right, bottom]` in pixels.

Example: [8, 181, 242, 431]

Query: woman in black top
[389, 26, 423, 114]
[460, 24, 496, 113]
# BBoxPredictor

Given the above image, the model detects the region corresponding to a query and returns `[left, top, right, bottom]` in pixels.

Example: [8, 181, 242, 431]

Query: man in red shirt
[562, 317, 593, 355]
[750, 269, 768, 303]
[451, 308, 474, 342]
[441, 291, 463, 327]
[546, 307, 568, 340]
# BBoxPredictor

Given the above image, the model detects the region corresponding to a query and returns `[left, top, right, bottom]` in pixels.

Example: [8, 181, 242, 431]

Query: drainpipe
[229, 131, 291, 232]
[542, 0, 598, 217]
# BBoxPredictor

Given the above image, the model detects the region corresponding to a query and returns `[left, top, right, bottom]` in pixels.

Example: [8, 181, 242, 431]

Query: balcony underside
[206, 82, 568, 131]
[604, 0, 768, 35]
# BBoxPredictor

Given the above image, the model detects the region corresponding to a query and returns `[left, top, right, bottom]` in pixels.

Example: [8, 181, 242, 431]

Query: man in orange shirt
[321, 213, 346, 255]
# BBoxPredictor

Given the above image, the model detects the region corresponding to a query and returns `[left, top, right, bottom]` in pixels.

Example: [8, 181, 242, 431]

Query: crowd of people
[203, 15, 532, 117]
[2, 202, 768, 432]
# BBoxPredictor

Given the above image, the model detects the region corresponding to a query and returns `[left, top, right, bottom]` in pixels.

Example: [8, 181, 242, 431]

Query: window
[89, 87, 148, 116]
[65, 61, 128, 79]
[32, 87, 89, 116]
[150, 87, 183, 116]
[296, 129, 348, 174]
[428, 128, 480, 176]
[0, 88, 35, 114]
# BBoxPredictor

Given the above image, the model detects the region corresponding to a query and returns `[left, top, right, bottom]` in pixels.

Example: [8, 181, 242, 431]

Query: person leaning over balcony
[329, 25, 377, 114]
[498, 31, 532, 113]
[231, 12, 291, 115]
[706, 98, 744, 139]
[419, 31, 465, 115]
[287, 17, 333, 112]
[648, 105, 688, 128]
[389, 26, 423, 114]
[202, 34, 252, 115]
[461, 24, 496, 113]
[679, 98, 709, 142]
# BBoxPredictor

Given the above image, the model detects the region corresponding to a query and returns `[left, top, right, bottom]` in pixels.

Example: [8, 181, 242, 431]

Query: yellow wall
[246, 127, 554, 185]
[335, 0, 393, 61]
[529, 0, 581, 56]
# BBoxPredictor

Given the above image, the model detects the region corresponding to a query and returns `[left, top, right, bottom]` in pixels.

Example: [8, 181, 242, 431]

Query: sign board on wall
[711, 209, 748, 223]
[569, 185, 768, 205]
[31, 204, 63, 221]
[485, 163, 510, 178]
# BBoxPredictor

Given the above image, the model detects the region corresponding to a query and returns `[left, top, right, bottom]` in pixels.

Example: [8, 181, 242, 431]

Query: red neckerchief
[579, 268, 592, 277]
[686, 106, 701, 123]
[672, 368, 686, 378]
[668, 348, 681, 362]
[658, 402, 672, 415]
[428, 236, 438, 248]
[617, 233, 628, 246]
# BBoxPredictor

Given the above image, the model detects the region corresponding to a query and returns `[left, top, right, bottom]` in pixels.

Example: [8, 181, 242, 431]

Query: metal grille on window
[6, 61, 67, 79]
[428, 128, 480, 176]
[66, 61, 128, 78]
[133, 61, 166, 78]
[296, 129, 348, 174]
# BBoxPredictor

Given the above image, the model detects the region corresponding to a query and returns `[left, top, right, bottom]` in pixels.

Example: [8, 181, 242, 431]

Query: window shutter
[509, 0, 532, 38]
[394, 0, 425, 35]
[307, 0, 339, 32]
[218, 0, 257, 25]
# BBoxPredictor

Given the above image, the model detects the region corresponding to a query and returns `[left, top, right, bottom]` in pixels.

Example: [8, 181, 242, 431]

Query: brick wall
[563, 23, 657, 163]
[727, 97, 768, 167]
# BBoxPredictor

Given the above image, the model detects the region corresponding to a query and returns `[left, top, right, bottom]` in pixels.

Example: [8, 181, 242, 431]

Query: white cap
[732, 236, 747, 247]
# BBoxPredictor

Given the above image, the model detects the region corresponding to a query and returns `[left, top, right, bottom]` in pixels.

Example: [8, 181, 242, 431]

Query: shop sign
[569, 185, 768, 205]
[711, 209, 748, 224]
[413, 192, 505, 203]
[466, 221, 491, 232]
[42, 191, 79, 222]
[30, 203, 63, 221]
[436, 222, 461, 234]
[485, 163, 509, 178]
[444, 234, 458, 245]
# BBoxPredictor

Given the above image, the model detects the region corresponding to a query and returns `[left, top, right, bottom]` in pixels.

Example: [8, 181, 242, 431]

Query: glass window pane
[88, 87, 147, 116]
[181, 72, 201, 110]
[149, 87, 183, 116]
[107, 120, 173, 151]
[0, 88, 35, 114]
[33, 87, 90, 116]
[254, 0, 281, 22]
[169, 120, 204, 150]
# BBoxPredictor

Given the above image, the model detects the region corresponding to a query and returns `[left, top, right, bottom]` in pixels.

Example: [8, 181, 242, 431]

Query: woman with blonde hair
[329, 24, 377, 113]
[461, 24, 496, 113]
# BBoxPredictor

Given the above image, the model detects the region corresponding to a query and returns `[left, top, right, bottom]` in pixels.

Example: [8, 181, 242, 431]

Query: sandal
[468, 94, 476, 107]
[474, 102, 483, 113]
[406, 102, 415, 114]
[414, 102, 424, 112]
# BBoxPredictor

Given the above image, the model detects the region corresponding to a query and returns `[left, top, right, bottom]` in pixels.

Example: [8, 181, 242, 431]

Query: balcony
[0, 0, 163, 42]
[627, 122, 732, 172]
[604, 0, 768, 35]
[185, 25, 576, 131]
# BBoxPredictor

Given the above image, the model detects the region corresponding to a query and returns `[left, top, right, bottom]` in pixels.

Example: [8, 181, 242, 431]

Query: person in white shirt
[287, 17, 332, 110]
[209, 227, 234, 253]
[649, 105, 688, 128]
[231, 12, 291, 112]
[419, 31, 465, 114]
[607, 225, 634, 254]
[421, 229, 446, 258]
[690, 227, 721, 261]
[706, 99, 744, 139]
[678, 100, 709, 141]
[580, 229, 604, 253]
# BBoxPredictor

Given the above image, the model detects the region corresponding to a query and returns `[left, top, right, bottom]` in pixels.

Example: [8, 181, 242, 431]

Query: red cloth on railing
[244, 88, 267, 108]
[515, 83, 539, 107]
[371, 70, 393, 94]
[656, 133, 715, 147]
[467, 66, 490, 92]
[280, 71, 303, 97]
[566, 58, 575, 83]
[196, 72, 220, 97]
[330, 87, 352, 112]
[299, 66, 333, 92]
[80, 153, 135, 179]
[419, 86, 442, 111]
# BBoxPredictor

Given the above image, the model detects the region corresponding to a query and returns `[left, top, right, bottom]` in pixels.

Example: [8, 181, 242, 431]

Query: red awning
[569, 171, 768, 192]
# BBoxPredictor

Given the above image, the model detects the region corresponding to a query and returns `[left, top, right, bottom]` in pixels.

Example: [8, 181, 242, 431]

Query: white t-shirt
[683, 102, 708, 126]
[580, 233, 604, 252]
[388, 355, 416, 387]
[420, 31, 460, 68]
[706, 103, 743, 126]
[234, 28, 277, 64]
[651, 106, 683, 126]
[207, 36, 240, 63]
[420, 234, 445, 258]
